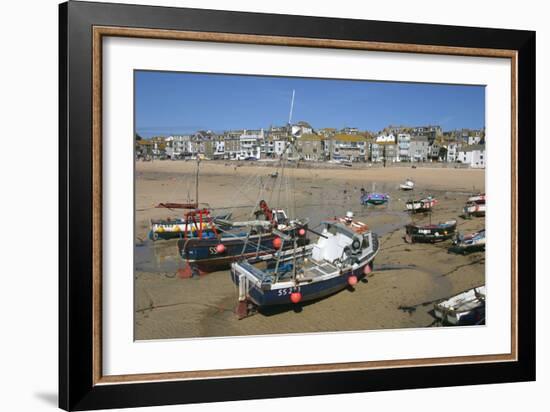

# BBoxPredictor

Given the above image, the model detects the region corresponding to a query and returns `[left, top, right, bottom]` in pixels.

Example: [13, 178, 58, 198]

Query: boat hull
[177, 229, 308, 273]
[232, 231, 379, 308]
[232, 261, 373, 308]
[360, 193, 389, 206]
[405, 221, 457, 243]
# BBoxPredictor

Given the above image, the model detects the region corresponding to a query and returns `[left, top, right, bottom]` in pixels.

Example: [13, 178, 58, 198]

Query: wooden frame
[60, 1, 535, 410]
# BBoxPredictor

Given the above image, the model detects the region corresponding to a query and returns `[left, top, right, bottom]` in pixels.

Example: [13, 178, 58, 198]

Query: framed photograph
[59, 1, 535, 410]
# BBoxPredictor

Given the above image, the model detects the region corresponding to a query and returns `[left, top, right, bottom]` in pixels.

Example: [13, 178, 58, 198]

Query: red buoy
[298, 228, 306, 237]
[348, 275, 358, 286]
[290, 292, 302, 304]
[273, 237, 282, 249]
[215, 243, 226, 253]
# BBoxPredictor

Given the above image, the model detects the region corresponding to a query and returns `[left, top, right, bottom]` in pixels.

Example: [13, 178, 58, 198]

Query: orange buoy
[273, 237, 282, 249]
[348, 275, 358, 286]
[290, 292, 302, 304]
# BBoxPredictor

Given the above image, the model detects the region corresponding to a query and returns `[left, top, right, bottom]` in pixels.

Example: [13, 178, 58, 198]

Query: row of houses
[136, 124, 486, 168]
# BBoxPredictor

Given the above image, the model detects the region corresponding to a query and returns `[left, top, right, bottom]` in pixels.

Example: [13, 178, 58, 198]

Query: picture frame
[59, 1, 536, 410]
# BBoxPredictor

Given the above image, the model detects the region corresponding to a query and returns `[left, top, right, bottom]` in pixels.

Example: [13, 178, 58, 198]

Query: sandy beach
[134, 160, 485, 340]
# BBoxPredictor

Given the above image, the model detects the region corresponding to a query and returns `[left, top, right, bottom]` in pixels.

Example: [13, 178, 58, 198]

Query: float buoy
[348, 275, 358, 286]
[298, 228, 306, 237]
[273, 237, 282, 249]
[216, 243, 226, 253]
[290, 292, 302, 304]
[364, 264, 372, 275]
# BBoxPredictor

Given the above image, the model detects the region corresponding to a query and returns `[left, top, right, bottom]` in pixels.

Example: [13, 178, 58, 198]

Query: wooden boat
[399, 178, 415, 191]
[463, 199, 486, 217]
[177, 201, 308, 276]
[231, 212, 379, 314]
[405, 196, 437, 213]
[433, 286, 485, 325]
[404, 220, 457, 243]
[450, 229, 485, 254]
[360, 190, 389, 206]
[148, 212, 232, 241]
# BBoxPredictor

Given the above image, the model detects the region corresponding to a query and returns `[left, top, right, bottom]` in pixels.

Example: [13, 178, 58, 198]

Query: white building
[213, 140, 225, 158]
[375, 133, 396, 144]
[165, 135, 192, 159]
[273, 139, 288, 156]
[457, 145, 486, 168]
[445, 142, 460, 162]
[397, 133, 411, 161]
[468, 135, 483, 145]
[237, 129, 264, 159]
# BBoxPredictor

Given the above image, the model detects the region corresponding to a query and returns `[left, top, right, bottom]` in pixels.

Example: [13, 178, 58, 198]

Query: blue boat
[231, 212, 379, 314]
[177, 202, 308, 276]
[450, 229, 486, 254]
[360, 191, 390, 206]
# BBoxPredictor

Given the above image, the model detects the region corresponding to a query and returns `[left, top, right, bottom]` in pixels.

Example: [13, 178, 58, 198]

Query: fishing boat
[450, 229, 486, 254]
[360, 189, 389, 206]
[177, 201, 308, 276]
[404, 220, 457, 243]
[148, 158, 221, 240]
[148, 212, 232, 241]
[433, 286, 485, 326]
[468, 193, 486, 203]
[399, 178, 415, 191]
[231, 211, 379, 315]
[463, 199, 486, 217]
[405, 196, 437, 213]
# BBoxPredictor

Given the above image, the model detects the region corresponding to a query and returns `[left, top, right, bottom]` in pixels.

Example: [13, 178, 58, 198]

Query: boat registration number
[277, 287, 301, 296]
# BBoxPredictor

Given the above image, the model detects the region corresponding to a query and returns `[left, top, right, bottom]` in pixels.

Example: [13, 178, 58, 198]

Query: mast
[195, 157, 200, 207]
[154, 157, 200, 209]
[288, 89, 295, 126]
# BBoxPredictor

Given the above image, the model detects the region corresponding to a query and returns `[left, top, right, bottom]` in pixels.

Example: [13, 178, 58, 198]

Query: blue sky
[135, 71, 485, 138]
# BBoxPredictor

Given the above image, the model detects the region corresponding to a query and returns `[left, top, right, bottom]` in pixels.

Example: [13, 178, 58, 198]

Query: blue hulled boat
[231, 212, 379, 314]
[177, 201, 308, 276]
[360, 192, 389, 206]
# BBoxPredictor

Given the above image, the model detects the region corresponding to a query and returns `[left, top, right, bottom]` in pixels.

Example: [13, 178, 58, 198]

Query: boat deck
[298, 260, 338, 280]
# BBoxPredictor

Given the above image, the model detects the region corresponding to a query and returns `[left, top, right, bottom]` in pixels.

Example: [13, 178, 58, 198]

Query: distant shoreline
[136, 158, 484, 171]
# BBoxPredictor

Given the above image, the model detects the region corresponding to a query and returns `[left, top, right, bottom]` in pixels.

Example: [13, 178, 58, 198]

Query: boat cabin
[312, 221, 370, 264]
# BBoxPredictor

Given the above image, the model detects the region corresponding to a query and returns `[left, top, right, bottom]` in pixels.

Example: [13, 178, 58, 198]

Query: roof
[332, 134, 368, 142]
[459, 144, 486, 152]
[300, 134, 323, 141]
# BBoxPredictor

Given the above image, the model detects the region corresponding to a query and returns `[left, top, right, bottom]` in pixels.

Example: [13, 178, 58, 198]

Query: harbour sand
[134, 161, 485, 339]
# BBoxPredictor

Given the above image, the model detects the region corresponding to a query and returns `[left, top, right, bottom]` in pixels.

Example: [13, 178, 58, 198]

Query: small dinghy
[360, 189, 389, 206]
[463, 199, 486, 217]
[450, 229, 486, 254]
[434, 286, 485, 326]
[404, 220, 457, 243]
[399, 178, 415, 191]
[405, 196, 437, 213]
[231, 211, 379, 315]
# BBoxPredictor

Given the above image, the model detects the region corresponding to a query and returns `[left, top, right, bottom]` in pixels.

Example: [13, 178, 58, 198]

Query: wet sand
[134, 161, 485, 340]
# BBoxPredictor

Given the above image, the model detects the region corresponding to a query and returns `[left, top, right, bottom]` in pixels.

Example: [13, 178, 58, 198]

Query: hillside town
[136, 123, 486, 168]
